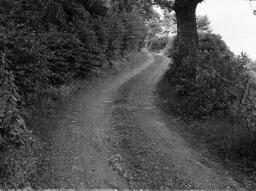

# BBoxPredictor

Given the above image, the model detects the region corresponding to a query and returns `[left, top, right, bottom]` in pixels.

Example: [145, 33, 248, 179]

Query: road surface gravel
[40, 50, 246, 190]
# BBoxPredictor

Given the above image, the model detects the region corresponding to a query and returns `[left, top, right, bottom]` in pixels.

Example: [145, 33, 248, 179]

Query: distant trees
[197, 15, 211, 33]
[148, 36, 170, 51]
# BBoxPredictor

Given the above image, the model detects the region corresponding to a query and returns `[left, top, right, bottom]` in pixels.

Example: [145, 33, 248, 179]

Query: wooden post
[240, 78, 251, 106]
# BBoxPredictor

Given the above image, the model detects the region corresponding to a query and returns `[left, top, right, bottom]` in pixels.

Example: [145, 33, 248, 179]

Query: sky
[197, 0, 256, 59]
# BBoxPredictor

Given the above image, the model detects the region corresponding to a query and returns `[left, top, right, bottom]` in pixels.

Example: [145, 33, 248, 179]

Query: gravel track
[40, 50, 245, 190]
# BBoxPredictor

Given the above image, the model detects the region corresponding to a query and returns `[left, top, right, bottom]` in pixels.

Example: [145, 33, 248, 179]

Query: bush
[0, 143, 38, 188]
[148, 36, 170, 51]
[165, 32, 256, 165]
[105, 12, 127, 58]
[0, 53, 34, 151]
[0, 0, 147, 103]
[0, 52, 38, 188]
[121, 11, 147, 52]
[0, 0, 148, 187]
[168, 33, 248, 118]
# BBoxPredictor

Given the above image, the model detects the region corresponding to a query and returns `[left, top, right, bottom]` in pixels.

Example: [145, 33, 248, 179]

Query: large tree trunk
[175, 4, 198, 58]
[172, 0, 200, 80]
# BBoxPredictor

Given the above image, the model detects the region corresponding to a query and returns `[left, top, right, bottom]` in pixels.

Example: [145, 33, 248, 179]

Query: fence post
[240, 78, 251, 106]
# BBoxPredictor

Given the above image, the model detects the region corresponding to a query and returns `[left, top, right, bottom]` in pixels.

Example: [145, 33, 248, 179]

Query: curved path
[42, 50, 245, 190]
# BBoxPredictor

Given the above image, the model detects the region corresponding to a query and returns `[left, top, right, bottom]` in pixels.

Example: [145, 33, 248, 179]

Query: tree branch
[154, 0, 204, 12]
[153, 0, 175, 11]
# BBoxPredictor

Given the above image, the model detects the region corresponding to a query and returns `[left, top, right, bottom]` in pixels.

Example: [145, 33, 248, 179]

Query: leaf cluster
[148, 36, 170, 51]
[0, 0, 147, 105]
[0, 0, 147, 186]
[168, 33, 249, 118]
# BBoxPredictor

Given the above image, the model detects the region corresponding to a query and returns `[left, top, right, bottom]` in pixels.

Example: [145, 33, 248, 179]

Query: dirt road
[41, 51, 245, 189]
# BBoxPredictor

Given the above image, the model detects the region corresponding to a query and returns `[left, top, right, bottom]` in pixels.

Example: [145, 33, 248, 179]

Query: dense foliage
[0, 0, 147, 187]
[0, 0, 147, 104]
[147, 14, 211, 53]
[165, 30, 256, 165]
[0, 52, 37, 188]
[168, 33, 249, 118]
[148, 36, 170, 51]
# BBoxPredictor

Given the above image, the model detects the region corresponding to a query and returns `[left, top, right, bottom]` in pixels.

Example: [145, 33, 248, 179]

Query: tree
[145, 12, 163, 41]
[109, 0, 204, 62]
[197, 15, 211, 33]
[110, 0, 154, 18]
[155, 0, 203, 50]
[163, 13, 211, 34]
[152, 0, 203, 81]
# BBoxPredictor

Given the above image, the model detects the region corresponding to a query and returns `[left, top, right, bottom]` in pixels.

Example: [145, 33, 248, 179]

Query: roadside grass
[109, 71, 195, 189]
[0, 139, 40, 188]
[27, 51, 148, 132]
[24, 51, 149, 188]
[0, 51, 149, 189]
[24, 52, 148, 146]
[156, 72, 256, 188]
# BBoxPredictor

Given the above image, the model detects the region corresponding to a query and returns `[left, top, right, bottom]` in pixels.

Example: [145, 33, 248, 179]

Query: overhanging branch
[153, 0, 175, 11]
[154, 0, 204, 12]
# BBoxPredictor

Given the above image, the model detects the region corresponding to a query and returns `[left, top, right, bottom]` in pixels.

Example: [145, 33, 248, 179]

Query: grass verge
[24, 51, 149, 188]
[156, 72, 256, 190]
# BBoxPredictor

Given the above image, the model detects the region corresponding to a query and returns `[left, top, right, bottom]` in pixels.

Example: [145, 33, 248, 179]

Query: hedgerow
[167, 33, 248, 118]
[0, 0, 147, 187]
[148, 36, 170, 51]
[166, 32, 256, 165]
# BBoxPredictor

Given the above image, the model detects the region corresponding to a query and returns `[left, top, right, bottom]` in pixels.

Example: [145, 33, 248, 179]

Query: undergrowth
[27, 51, 149, 188]
[0, 0, 148, 188]
[160, 33, 256, 171]
[157, 76, 256, 189]
[0, 53, 39, 188]
[147, 36, 170, 52]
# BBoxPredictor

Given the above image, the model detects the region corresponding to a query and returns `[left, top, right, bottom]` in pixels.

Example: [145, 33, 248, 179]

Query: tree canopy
[154, 0, 204, 11]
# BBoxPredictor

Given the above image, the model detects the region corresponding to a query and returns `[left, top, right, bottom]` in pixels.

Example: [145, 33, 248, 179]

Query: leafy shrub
[1, 31, 50, 105]
[168, 33, 248, 118]
[95, 10, 146, 59]
[121, 11, 147, 52]
[0, 0, 148, 187]
[0, 0, 147, 103]
[165, 32, 256, 166]
[105, 12, 127, 58]
[148, 36, 170, 51]
[0, 143, 38, 188]
[0, 52, 33, 151]
[0, 52, 38, 188]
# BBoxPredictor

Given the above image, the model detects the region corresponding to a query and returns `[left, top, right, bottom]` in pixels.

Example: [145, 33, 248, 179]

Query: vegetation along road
[41, 50, 245, 190]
